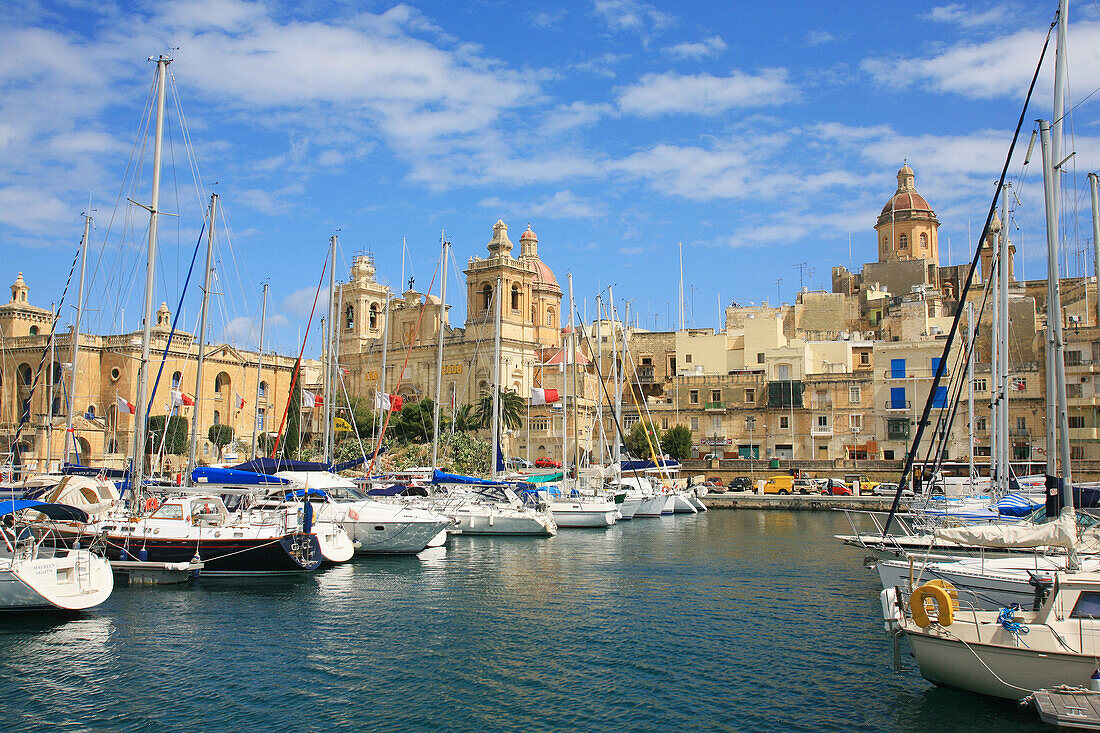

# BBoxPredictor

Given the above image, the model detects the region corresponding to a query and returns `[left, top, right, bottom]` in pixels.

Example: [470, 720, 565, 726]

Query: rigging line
[216, 201, 255, 347]
[883, 17, 1054, 538]
[270, 254, 330, 458]
[366, 259, 443, 476]
[168, 71, 207, 216]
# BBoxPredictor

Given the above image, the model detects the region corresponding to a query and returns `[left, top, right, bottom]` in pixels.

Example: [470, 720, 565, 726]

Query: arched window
[531, 306, 537, 324]
[546, 308, 555, 327]
[17, 363, 32, 387]
[920, 232, 928, 248]
[29, 326, 38, 336]
[881, 236, 888, 251]
[214, 372, 230, 395]
[511, 284, 521, 310]
[52, 397, 62, 416]
[213, 410, 221, 426]
[481, 284, 492, 311]
[369, 304, 379, 329]
[51, 361, 62, 384]
[899, 234, 908, 249]
[86, 404, 95, 418]
[259, 381, 268, 398]
[171, 371, 182, 389]
[346, 304, 354, 330]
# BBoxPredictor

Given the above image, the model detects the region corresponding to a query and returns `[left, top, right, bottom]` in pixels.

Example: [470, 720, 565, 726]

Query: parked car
[505, 457, 533, 470]
[793, 478, 816, 495]
[534, 457, 562, 468]
[871, 482, 914, 497]
[844, 473, 880, 495]
[728, 477, 752, 491]
[820, 478, 852, 496]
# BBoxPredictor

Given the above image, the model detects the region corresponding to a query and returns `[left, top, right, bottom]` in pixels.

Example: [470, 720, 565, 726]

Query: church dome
[879, 190, 933, 218]
[530, 259, 559, 290]
[520, 225, 537, 242]
[877, 164, 937, 226]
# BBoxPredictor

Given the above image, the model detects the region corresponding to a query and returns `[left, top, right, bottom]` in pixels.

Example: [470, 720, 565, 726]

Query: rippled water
[0, 511, 1047, 732]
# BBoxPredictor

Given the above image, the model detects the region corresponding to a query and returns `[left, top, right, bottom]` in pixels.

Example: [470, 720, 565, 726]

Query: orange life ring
[144, 497, 160, 513]
[910, 579, 958, 627]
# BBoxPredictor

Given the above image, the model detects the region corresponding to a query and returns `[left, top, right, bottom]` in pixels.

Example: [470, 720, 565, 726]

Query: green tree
[661, 424, 693, 462]
[451, 403, 479, 433]
[147, 415, 188, 455]
[344, 396, 377, 439]
[624, 419, 662, 460]
[445, 432, 491, 475]
[208, 424, 234, 460]
[281, 358, 301, 459]
[388, 399, 439, 444]
[474, 387, 523, 431]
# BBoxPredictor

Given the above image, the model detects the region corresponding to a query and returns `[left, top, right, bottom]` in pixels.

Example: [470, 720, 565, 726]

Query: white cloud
[617, 69, 798, 116]
[538, 101, 614, 135]
[531, 9, 567, 29]
[926, 4, 1008, 28]
[592, 0, 675, 34]
[806, 30, 835, 46]
[223, 312, 289, 342]
[281, 287, 322, 319]
[664, 36, 726, 60]
[0, 186, 70, 230]
[480, 190, 606, 220]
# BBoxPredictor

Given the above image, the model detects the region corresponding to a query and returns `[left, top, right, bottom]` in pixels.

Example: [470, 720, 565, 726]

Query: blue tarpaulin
[231, 455, 369, 475]
[193, 466, 291, 485]
[431, 469, 509, 486]
[62, 463, 130, 479]
[621, 459, 679, 471]
[284, 488, 329, 500]
[0, 500, 89, 522]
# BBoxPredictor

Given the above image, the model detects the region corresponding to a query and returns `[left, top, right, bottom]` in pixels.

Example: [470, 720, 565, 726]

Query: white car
[871, 482, 914, 497]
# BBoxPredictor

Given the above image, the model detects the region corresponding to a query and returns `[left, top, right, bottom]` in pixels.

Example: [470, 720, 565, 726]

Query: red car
[535, 457, 562, 468]
[820, 478, 852, 496]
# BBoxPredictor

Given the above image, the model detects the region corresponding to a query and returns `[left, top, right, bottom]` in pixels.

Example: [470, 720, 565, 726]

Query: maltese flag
[374, 392, 404, 412]
[530, 388, 560, 405]
[171, 390, 195, 407]
[116, 396, 136, 414]
[235, 393, 246, 410]
[302, 389, 323, 408]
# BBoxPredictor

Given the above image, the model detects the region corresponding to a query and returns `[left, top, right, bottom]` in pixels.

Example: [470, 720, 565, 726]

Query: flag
[171, 390, 195, 407]
[116, 396, 136, 415]
[373, 392, 403, 412]
[1010, 377, 1026, 392]
[302, 389, 323, 408]
[530, 387, 560, 405]
[334, 417, 353, 433]
[342, 368, 349, 376]
[235, 392, 246, 410]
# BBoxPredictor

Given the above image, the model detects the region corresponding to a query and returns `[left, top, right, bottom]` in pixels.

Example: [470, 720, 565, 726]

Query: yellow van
[761, 475, 794, 495]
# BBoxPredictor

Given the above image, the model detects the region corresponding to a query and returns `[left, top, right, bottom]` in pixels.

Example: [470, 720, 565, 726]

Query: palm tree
[452, 403, 479, 433]
[474, 387, 523, 432]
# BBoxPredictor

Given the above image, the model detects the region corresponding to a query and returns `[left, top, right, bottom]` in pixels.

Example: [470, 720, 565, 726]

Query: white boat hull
[672, 494, 697, 514]
[314, 522, 355, 564]
[634, 496, 665, 517]
[550, 501, 618, 527]
[876, 556, 1073, 610]
[449, 507, 557, 536]
[617, 496, 644, 520]
[0, 550, 113, 611]
[662, 495, 677, 514]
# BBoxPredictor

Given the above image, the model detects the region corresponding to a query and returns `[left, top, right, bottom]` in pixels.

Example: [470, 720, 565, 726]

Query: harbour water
[1, 511, 1047, 732]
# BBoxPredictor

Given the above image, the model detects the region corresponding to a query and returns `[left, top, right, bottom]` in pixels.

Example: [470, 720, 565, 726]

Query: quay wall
[680, 458, 1100, 484]
[700, 493, 902, 511]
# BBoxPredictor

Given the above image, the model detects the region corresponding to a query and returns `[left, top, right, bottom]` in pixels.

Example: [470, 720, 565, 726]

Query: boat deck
[1031, 688, 1100, 730]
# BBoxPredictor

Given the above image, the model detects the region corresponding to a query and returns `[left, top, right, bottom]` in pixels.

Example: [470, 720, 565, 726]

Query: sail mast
[431, 232, 449, 468]
[186, 192, 217, 485]
[251, 282, 267, 459]
[65, 213, 92, 466]
[490, 275, 502, 479]
[998, 184, 1011, 493]
[131, 55, 170, 497]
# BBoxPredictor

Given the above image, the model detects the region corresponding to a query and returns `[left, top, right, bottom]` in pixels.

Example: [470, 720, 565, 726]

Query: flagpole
[251, 282, 268, 460]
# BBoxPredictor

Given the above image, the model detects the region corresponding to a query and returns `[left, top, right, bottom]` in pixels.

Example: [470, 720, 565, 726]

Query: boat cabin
[149, 496, 230, 527]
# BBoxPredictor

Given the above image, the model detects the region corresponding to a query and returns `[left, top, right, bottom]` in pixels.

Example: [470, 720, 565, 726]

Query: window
[690, 417, 699, 430]
[973, 378, 987, 391]
[745, 388, 755, 403]
[860, 351, 870, 365]
[899, 233, 908, 249]
[816, 415, 829, 427]
[711, 389, 722, 402]
[849, 385, 861, 403]
[345, 304, 354, 329]
[883, 450, 895, 460]
[779, 415, 789, 429]
[661, 418, 669, 430]
[887, 418, 910, 439]
[890, 358, 906, 379]
[711, 416, 721, 430]
[152, 503, 184, 520]
[777, 364, 790, 381]
[850, 414, 862, 430]
[29, 326, 38, 336]
[1016, 417, 1027, 430]
[931, 357, 941, 374]
[890, 387, 907, 409]
[511, 284, 521, 310]
[1072, 446, 1086, 460]
[689, 390, 699, 404]
[257, 407, 265, 430]
[259, 381, 268, 398]
[546, 308, 554, 327]
[976, 418, 987, 431]
[932, 386, 948, 408]
[685, 354, 693, 364]
[1070, 592, 1100, 618]
[213, 410, 220, 426]
[172, 371, 182, 389]
[920, 233, 927, 249]
[757, 352, 765, 364]
[641, 357, 652, 366]
[1069, 415, 1086, 428]
[86, 405, 95, 418]
[1066, 350, 1082, 366]
[482, 284, 492, 311]
[881, 236, 888, 251]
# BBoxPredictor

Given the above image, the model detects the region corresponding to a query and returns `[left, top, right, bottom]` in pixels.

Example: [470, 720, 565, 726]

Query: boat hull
[549, 501, 618, 528]
[634, 496, 665, 517]
[449, 508, 556, 536]
[0, 551, 113, 611]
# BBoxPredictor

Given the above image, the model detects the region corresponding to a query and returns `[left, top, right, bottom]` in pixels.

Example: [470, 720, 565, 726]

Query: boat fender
[909, 579, 958, 627]
[880, 587, 903, 633]
[144, 497, 160, 513]
[1091, 669, 1100, 693]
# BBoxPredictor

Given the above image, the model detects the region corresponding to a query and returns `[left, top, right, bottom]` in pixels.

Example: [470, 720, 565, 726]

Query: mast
[595, 297, 605, 466]
[490, 276, 502, 479]
[330, 285, 343, 465]
[323, 235, 336, 463]
[567, 273, 580, 476]
[1040, 119, 1074, 498]
[251, 282, 267, 459]
[131, 55, 170, 497]
[65, 213, 92, 466]
[46, 302, 56, 470]
[186, 192, 217, 485]
[678, 242, 685, 331]
[609, 286, 622, 467]
[378, 288, 390, 444]
[431, 233, 449, 468]
[990, 232, 1000, 489]
[998, 184, 1011, 493]
[1090, 172, 1100, 327]
[966, 301, 976, 485]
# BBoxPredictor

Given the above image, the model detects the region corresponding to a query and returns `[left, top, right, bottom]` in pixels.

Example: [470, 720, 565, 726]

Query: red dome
[530, 259, 559, 288]
[520, 225, 538, 241]
[880, 191, 934, 219]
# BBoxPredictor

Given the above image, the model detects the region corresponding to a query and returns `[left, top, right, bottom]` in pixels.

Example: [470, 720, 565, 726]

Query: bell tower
[337, 253, 391, 355]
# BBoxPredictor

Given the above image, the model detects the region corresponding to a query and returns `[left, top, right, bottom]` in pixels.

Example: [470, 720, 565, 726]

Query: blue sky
[3, 0, 1100, 355]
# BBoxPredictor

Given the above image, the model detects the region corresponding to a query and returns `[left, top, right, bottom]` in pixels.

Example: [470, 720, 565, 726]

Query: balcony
[884, 400, 911, 411]
[704, 401, 725, 412]
[883, 368, 951, 380]
[810, 424, 833, 437]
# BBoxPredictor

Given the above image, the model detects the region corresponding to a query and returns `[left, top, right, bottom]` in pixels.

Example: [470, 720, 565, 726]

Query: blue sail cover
[62, 463, 130, 479]
[0, 500, 89, 522]
[284, 488, 329, 500]
[192, 466, 291, 485]
[431, 469, 509, 486]
[231, 456, 368, 475]
[621, 459, 680, 471]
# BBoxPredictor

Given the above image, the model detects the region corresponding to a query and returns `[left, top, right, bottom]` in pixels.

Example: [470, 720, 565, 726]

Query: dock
[1026, 687, 1100, 730]
[701, 492, 904, 512]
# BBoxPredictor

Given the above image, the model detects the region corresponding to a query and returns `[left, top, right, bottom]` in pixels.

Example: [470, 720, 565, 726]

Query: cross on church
[408, 276, 414, 291]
